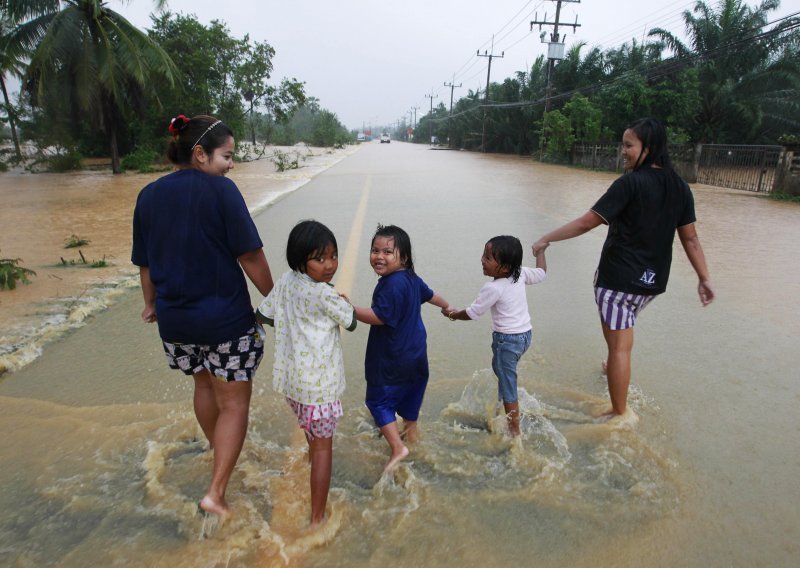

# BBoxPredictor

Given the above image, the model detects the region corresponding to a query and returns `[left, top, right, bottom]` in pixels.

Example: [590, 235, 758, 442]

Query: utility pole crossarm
[530, 0, 582, 114]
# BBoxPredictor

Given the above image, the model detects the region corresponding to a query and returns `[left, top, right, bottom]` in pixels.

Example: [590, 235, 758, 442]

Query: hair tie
[168, 114, 189, 138]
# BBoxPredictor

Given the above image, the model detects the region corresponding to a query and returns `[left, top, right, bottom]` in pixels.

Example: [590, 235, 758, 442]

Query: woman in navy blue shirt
[132, 115, 273, 519]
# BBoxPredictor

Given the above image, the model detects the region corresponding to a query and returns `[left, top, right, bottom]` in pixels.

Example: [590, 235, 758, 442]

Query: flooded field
[0, 144, 357, 374]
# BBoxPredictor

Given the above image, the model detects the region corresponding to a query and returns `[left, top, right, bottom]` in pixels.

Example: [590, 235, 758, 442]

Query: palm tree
[21, 0, 177, 172]
[649, 0, 800, 143]
[0, 15, 26, 161]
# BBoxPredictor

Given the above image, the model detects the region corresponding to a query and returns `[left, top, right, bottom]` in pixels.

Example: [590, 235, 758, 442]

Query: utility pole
[443, 78, 462, 147]
[477, 38, 503, 152]
[531, 0, 581, 113]
[425, 91, 438, 145]
[411, 106, 418, 129]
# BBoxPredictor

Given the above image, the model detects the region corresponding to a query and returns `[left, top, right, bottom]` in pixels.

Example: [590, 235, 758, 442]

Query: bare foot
[199, 495, 230, 520]
[383, 445, 410, 472]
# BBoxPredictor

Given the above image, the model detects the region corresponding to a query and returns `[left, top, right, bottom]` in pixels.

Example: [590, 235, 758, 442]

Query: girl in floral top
[257, 220, 356, 526]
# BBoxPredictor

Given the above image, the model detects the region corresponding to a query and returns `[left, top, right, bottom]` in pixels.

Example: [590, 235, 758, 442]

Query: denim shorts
[491, 330, 532, 403]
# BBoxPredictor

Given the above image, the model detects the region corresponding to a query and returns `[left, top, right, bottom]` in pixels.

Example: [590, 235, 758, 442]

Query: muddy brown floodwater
[0, 141, 798, 567]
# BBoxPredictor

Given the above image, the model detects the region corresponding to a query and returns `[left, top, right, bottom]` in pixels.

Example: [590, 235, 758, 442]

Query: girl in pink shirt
[444, 236, 546, 436]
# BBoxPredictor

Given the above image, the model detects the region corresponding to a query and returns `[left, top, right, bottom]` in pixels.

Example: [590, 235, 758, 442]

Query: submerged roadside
[0, 144, 360, 376]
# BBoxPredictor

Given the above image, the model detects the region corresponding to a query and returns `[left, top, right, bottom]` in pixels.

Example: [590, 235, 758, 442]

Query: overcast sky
[111, 0, 798, 131]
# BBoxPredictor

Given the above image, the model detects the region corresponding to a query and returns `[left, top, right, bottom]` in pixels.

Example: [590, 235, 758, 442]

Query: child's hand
[339, 292, 351, 304]
[532, 240, 549, 257]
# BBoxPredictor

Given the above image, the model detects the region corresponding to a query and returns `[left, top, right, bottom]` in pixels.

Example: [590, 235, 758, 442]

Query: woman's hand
[141, 305, 157, 323]
[698, 280, 715, 306]
[532, 240, 549, 257]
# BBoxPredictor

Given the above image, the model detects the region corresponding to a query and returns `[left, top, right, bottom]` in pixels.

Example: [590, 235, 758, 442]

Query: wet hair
[486, 235, 523, 282]
[165, 114, 234, 166]
[371, 224, 414, 273]
[626, 117, 673, 171]
[286, 220, 338, 273]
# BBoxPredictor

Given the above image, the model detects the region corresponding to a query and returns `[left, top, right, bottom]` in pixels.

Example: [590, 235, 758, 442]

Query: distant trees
[0, 4, 342, 173]
[414, 0, 799, 159]
[650, 0, 800, 143]
[21, 0, 178, 173]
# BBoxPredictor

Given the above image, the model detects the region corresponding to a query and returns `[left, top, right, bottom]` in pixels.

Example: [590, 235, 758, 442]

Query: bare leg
[308, 435, 333, 525]
[193, 370, 218, 448]
[503, 401, 521, 437]
[400, 419, 420, 443]
[199, 378, 252, 518]
[379, 421, 409, 471]
[601, 323, 634, 417]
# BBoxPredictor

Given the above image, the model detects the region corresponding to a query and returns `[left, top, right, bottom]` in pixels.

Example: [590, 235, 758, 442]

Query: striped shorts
[594, 287, 656, 331]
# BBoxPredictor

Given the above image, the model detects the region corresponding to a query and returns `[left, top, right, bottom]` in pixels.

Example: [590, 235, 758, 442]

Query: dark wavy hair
[372, 224, 414, 273]
[165, 114, 234, 166]
[486, 235, 523, 282]
[627, 117, 672, 171]
[286, 220, 338, 273]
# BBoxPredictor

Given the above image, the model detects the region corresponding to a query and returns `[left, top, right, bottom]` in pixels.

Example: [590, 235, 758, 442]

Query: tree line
[0, 0, 353, 173]
[405, 0, 800, 159]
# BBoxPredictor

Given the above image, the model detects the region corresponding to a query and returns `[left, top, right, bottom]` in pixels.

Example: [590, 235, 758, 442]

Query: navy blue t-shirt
[131, 169, 263, 344]
[591, 167, 696, 295]
[365, 270, 434, 386]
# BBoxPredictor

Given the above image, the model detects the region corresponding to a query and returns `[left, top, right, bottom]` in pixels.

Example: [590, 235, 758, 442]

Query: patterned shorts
[162, 325, 264, 382]
[286, 397, 343, 440]
[594, 287, 656, 331]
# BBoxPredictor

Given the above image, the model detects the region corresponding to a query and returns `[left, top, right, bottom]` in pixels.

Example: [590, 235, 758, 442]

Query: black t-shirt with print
[591, 167, 696, 295]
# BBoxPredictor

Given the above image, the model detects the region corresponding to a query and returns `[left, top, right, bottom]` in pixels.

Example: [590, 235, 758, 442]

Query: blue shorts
[162, 325, 265, 382]
[491, 330, 532, 403]
[365, 379, 429, 428]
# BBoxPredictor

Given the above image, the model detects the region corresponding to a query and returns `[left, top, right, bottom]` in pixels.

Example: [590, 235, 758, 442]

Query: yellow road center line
[335, 175, 371, 296]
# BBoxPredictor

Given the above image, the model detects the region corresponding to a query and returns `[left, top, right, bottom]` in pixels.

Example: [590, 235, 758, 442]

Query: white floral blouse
[257, 271, 356, 404]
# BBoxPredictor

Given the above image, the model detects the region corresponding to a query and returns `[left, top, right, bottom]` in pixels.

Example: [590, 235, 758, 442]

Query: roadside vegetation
[404, 0, 798, 162]
[0, 1, 353, 174]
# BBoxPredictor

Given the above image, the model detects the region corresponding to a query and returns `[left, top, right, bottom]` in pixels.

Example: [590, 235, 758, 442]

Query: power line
[430, 17, 800, 123]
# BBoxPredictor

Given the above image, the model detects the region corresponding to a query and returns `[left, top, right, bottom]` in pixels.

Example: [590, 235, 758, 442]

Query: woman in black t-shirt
[533, 117, 714, 421]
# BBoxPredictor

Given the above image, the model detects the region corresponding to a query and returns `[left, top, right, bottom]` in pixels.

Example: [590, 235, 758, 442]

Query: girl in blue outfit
[533, 117, 714, 420]
[132, 114, 273, 519]
[351, 225, 450, 472]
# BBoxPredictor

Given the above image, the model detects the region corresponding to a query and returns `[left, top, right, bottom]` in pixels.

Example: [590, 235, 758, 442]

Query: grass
[65, 234, 90, 248]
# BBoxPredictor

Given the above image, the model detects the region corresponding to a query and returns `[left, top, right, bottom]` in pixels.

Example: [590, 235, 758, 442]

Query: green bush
[47, 151, 83, 172]
[0, 252, 36, 290]
[121, 147, 161, 173]
[65, 234, 90, 248]
[271, 150, 301, 172]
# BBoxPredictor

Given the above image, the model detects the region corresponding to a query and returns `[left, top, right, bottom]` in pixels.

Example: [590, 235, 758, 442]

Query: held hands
[532, 240, 549, 257]
[441, 307, 458, 321]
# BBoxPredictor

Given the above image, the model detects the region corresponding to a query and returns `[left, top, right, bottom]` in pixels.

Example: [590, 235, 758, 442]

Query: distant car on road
[380, 133, 391, 144]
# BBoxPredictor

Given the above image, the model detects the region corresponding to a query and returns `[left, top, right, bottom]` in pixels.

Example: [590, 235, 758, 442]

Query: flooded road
[1, 141, 798, 566]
